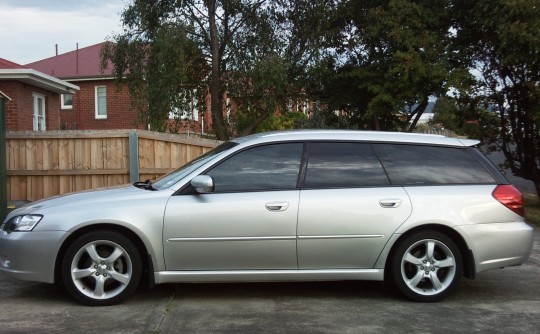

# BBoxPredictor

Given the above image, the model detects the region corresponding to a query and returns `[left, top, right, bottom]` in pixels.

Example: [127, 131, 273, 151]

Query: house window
[61, 94, 73, 109]
[226, 97, 231, 121]
[33, 93, 46, 131]
[169, 89, 199, 121]
[95, 86, 107, 119]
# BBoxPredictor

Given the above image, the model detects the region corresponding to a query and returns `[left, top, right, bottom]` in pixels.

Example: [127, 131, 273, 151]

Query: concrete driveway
[1, 228, 538, 334]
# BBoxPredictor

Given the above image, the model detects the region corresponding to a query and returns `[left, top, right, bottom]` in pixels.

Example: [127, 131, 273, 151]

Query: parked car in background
[0, 130, 534, 305]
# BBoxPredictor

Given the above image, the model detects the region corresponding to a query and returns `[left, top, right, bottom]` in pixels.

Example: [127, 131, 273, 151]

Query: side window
[304, 142, 390, 188]
[373, 144, 496, 185]
[207, 143, 303, 192]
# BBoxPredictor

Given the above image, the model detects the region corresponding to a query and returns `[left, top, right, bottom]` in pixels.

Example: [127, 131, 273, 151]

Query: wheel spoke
[105, 247, 124, 264]
[93, 276, 106, 298]
[85, 244, 101, 263]
[403, 252, 424, 265]
[406, 270, 424, 288]
[436, 257, 455, 268]
[72, 267, 95, 279]
[426, 240, 436, 260]
[428, 272, 443, 291]
[109, 271, 130, 285]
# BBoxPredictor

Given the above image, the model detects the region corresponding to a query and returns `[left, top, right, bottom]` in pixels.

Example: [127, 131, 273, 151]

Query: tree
[103, 0, 277, 140]
[453, 0, 540, 196]
[102, 23, 206, 132]
[315, 0, 470, 132]
[103, 0, 337, 139]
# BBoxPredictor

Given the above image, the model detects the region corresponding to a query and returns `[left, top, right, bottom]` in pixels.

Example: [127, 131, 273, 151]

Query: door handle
[265, 201, 290, 212]
[379, 199, 402, 208]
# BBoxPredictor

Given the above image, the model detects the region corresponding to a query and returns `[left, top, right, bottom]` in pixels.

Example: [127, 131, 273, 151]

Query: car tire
[61, 230, 142, 306]
[390, 230, 462, 302]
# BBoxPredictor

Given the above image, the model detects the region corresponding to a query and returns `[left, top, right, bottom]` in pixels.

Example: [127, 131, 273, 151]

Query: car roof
[232, 130, 480, 147]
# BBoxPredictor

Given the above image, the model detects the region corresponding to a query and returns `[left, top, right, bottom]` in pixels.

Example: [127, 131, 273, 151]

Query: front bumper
[0, 230, 68, 283]
[455, 222, 534, 273]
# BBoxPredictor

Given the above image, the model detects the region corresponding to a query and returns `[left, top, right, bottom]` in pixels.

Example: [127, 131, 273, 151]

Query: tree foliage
[102, 0, 336, 140]
[452, 0, 540, 196]
[305, 0, 470, 132]
[102, 0, 540, 194]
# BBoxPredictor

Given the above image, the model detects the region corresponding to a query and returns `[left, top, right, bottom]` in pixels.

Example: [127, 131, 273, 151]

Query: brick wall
[0, 81, 61, 131]
[62, 79, 141, 130]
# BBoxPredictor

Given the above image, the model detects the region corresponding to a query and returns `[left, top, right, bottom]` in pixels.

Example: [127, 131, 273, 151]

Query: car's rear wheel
[391, 230, 462, 302]
[61, 230, 142, 306]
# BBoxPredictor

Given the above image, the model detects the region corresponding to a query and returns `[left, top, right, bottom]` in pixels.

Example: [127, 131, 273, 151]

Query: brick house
[25, 42, 313, 135]
[25, 43, 143, 131]
[25, 43, 211, 133]
[0, 58, 79, 131]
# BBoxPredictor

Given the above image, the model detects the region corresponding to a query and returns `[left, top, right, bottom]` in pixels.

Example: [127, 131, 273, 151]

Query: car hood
[6, 185, 167, 217]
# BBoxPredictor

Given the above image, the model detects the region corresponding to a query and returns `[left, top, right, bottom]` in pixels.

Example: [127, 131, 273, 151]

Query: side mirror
[191, 175, 214, 194]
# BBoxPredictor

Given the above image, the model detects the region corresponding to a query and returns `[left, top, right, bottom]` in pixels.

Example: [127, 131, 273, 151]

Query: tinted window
[304, 142, 390, 188]
[373, 144, 496, 185]
[207, 143, 303, 192]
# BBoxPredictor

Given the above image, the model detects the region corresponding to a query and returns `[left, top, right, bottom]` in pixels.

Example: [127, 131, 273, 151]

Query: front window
[61, 94, 73, 110]
[152, 142, 238, 190]
[95, 86, 107, 119]
[207, 143, 303, 193]
[33, 93, 46, 131]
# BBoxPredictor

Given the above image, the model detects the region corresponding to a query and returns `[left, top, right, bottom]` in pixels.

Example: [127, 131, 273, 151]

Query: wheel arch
[384, 224, 476, 280]
[54, 223, 152, 285]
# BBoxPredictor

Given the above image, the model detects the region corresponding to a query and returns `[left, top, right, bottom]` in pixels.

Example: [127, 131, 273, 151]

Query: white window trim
[169, 89, 199, 121]
[95, 86, 107, 119]
[32, 93, 46, 131]
[61, 94, 73, 110]
[226, 97, 231, 121]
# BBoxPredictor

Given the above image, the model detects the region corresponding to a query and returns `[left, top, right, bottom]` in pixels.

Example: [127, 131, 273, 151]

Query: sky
[0, 0, 127, 65]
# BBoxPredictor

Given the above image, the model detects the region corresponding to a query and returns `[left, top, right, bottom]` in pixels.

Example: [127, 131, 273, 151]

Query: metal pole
[0, 97, 7, 221]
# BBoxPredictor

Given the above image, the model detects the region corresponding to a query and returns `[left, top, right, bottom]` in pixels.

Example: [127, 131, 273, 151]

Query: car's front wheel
[61, 230, 142, 306]
[391, 230, 462, 302]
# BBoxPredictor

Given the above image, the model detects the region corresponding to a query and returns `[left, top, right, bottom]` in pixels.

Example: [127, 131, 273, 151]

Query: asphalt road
[0, 227, 538, 334]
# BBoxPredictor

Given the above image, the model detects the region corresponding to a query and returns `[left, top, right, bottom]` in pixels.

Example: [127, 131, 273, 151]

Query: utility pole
[0, 91, 9, 222]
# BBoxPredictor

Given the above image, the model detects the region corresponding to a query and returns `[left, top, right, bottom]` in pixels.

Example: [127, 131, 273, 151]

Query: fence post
[0, 94, 8, 221]
[128, 130, 139, 183]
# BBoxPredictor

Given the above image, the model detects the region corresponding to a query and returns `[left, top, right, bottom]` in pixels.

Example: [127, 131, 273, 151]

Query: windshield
[151, 141, 238, 190]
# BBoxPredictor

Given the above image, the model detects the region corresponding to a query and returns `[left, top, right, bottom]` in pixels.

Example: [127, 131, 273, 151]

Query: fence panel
[5, 130, 220, 201]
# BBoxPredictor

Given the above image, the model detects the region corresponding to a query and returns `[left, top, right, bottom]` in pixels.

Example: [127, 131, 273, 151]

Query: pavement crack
[151, 288, 177, 334]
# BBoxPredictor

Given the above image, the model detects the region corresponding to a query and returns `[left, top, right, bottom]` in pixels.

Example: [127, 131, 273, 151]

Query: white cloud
[0, 0, 125, 64]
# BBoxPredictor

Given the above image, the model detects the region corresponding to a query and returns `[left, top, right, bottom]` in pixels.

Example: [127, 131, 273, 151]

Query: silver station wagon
[0, 130, 534, 305]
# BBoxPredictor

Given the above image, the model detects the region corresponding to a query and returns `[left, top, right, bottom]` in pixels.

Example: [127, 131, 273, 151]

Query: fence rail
[5, 130, 221, 201]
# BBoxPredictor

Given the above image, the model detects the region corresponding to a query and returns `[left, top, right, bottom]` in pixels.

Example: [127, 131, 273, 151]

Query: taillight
[492, 185, 524, 216]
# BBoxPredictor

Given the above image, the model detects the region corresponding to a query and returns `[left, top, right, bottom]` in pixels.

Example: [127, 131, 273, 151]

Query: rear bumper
[455, 222, 534, 273]
[0, 230, 67, 283]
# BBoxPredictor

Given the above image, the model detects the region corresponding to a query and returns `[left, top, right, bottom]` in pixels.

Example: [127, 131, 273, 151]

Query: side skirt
[154, 269, 384, 284]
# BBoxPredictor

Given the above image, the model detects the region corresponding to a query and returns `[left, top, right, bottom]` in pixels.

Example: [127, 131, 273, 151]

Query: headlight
[3, 215, 43, 232]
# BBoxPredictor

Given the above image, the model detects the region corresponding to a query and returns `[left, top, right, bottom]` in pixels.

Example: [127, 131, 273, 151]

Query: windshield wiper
[133, 179, 157, 191]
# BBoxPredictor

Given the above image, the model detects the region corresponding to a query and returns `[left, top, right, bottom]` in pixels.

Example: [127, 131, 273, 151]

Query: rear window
[373, 144, 496, 185]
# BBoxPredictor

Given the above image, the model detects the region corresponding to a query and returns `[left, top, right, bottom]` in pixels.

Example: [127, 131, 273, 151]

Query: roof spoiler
[457, 138, 481, 147]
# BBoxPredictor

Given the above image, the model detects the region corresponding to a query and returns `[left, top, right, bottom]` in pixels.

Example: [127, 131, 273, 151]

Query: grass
[524, 193, 540, 227]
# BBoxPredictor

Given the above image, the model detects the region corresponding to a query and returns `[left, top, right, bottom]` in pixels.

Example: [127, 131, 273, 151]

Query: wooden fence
[5, 130, 221, 201]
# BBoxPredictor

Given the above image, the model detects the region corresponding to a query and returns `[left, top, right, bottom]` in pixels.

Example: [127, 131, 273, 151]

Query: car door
[163, 142, 304, 270]
[297, 142, 412, 269]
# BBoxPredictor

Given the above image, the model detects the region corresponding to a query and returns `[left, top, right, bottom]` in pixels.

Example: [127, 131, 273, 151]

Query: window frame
[372, 143, 498, 186]
[94, 86, 107, 119]
[32, 93, 46, 131]
[204, 142, 305, 193]
[60, 93, 73, 110]
[302, 141, 391, 189]
[169, 89, 199, 121]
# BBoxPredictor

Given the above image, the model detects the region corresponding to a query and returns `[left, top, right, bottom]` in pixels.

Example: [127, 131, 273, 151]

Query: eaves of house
[0, 58, 79, 95]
